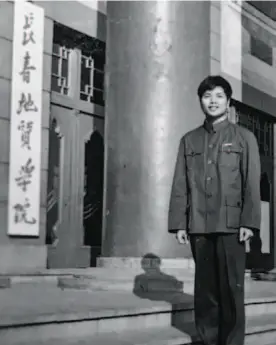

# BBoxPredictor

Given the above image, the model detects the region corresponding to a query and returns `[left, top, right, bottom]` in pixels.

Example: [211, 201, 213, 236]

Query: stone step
[0, 276, 260, 295]
[1, 270, 275, 344]
[97, 257, 196, 270]
[1, 313, 276, 345]
[53, 274, 272, 295]
[60, 280, 195, 294]
[1, 267, 261, 291]
[58, 272, 195, 293]
[0, 284, 276, 339]
[0, 267, 196, 289]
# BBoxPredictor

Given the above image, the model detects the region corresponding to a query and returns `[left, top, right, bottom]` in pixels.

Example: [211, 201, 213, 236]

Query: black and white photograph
[0, 1, 275, 344]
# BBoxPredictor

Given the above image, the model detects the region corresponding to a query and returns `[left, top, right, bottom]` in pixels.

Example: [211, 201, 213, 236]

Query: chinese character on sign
[18, 120, 34, 150]
[23, 12, 34, 30]
[22, 30, 35, 46]
[22, 12, 35, 46]
[15, 158, 35, 192]
[13, 198, 36, 224]
[19, 51, 36, 83]
[17, 93, 38, 114]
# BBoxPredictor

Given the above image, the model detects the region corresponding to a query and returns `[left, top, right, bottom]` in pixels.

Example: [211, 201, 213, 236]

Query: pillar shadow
[133, 253, 200, 343]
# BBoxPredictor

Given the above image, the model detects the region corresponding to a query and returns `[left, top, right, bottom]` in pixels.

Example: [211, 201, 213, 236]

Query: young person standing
[169, 75, 261, 345]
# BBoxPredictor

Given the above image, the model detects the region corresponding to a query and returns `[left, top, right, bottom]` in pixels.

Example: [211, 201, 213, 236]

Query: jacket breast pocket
[219, 145, 242, 170]
[225, 196, 242, 229]
[185, 150, 204, 171]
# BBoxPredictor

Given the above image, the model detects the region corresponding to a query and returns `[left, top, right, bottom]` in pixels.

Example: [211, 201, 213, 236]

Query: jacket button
[207, 159, 212, 164]
[206, 177, 212, 181]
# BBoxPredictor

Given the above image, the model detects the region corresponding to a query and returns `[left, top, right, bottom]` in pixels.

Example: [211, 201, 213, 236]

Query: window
[250, 36, 273, 66]
[234, 101, 274, 157]
[51, 43, 71, 95]
[51, 22, 105, 105]
[80, 51, 105, 106]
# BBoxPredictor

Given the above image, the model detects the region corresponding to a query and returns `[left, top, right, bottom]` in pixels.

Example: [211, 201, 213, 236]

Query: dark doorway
[234, 100, 275, 271]
[83, 130, 104, 266]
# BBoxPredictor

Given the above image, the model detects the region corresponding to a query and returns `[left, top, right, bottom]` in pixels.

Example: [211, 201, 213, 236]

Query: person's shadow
[133, 253, 199, 342]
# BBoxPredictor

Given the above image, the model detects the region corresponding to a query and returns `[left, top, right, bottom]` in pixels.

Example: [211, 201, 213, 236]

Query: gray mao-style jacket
[168, 118, 261, 234]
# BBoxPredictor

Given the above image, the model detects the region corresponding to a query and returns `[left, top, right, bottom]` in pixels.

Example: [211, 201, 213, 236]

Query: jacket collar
[203, 115, 229, 133]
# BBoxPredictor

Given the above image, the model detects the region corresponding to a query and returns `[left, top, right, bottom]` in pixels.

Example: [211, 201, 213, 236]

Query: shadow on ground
[133, 253, 200, 343]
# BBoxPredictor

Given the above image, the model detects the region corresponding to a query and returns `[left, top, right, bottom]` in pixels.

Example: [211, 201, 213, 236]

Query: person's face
[200, 86, 230, 117]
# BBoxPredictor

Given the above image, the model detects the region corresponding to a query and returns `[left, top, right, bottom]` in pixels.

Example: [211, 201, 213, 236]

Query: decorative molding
[243, 2, 276, 35]
[77, 0, 106, 15]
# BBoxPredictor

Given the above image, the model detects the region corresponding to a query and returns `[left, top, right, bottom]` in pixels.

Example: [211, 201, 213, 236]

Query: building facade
[0, 0, 275, 272]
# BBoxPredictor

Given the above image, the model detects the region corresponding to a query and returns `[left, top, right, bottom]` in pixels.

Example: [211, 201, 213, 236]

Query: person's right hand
[176, 230, 189, 245]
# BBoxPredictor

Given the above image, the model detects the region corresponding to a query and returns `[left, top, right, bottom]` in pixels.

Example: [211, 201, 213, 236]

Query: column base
[47, 245, 91, 269]
[0, 244, 47, 274]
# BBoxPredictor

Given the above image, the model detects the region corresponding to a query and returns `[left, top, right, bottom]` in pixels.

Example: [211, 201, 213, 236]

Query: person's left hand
[239, 227, 254, 242]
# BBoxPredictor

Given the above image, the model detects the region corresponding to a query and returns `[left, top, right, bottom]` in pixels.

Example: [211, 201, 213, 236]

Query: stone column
[102, 1, 210, 261]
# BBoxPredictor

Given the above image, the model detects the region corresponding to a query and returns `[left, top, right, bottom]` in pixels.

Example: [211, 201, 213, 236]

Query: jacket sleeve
[168, 138, 189, 233]
[240, 131, 261, 231]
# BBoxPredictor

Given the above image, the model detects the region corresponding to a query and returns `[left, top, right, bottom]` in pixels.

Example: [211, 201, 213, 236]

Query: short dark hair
[197, 75, 233, 100]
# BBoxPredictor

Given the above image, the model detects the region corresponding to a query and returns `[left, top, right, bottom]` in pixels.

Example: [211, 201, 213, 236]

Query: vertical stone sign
[8, 1, 44, 236]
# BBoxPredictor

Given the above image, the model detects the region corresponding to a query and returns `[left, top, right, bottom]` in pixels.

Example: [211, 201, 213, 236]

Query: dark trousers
[190, 233, 246, 345]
